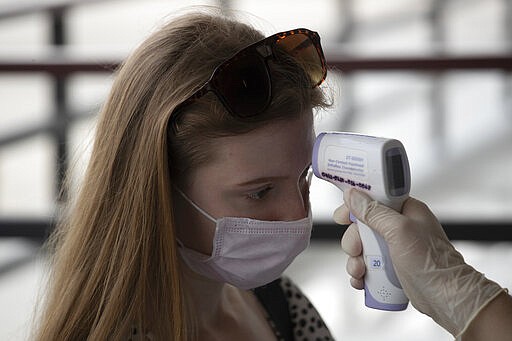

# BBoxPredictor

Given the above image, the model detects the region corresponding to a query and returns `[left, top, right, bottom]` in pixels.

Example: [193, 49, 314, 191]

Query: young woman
[35, 10, 333, 340]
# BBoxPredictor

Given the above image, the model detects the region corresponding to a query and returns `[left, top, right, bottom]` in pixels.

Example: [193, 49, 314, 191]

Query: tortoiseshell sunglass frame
[170, 28, 327, 128]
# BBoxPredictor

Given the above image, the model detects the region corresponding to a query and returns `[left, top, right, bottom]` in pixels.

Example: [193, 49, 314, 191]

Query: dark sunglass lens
[277, 33, 325, 86]
[213, 54, 271, 117]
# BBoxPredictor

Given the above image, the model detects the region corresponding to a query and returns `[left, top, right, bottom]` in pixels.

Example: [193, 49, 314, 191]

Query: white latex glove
[334, 188, 505, 338]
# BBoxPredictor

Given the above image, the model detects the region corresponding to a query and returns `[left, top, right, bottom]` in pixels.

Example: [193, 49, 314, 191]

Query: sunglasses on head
[170, 28, 327, 127]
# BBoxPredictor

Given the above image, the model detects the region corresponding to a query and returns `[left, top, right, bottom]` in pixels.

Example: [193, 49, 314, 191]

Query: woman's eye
[246, 186, 273, 200]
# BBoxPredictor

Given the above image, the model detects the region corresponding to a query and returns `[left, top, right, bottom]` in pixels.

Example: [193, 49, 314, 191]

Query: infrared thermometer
[312, 132, 410, 311]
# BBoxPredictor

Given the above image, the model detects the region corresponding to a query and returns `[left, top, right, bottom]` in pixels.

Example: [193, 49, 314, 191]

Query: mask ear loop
[173, 187, 217, 224]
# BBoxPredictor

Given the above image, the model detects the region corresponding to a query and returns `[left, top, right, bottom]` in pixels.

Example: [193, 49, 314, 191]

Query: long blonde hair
[35, 10, 327, 340]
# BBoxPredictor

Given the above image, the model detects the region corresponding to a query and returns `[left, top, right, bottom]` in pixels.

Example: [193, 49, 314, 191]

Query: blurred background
[0, 0, 511, 340]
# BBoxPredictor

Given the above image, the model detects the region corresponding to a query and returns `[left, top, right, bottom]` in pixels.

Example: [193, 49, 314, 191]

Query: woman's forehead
[191, 112, 314, 187]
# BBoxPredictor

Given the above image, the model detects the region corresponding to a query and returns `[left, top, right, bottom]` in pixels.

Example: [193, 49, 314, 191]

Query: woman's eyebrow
[234, 175, 287, 187]
[235, 163, 312, 187]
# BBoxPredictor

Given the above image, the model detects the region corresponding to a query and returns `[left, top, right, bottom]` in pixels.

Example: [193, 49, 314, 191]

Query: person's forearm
[460, 291, 512, 341]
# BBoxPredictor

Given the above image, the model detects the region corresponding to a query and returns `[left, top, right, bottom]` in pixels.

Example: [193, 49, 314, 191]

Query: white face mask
[176, 189, 312, 290]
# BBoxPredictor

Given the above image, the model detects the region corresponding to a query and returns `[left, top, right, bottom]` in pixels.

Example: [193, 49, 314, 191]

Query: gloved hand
[334, 188, 505, 338]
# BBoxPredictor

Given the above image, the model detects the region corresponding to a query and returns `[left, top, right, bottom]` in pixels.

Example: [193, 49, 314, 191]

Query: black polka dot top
[279, 276, 334, 341]
[128, 276, 334, 340]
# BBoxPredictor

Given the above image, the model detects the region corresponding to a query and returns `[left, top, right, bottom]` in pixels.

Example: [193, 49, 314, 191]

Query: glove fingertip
[345, 188, 371, 221]
[333, 205, 351, 224]
[350, 277, 365, 290]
